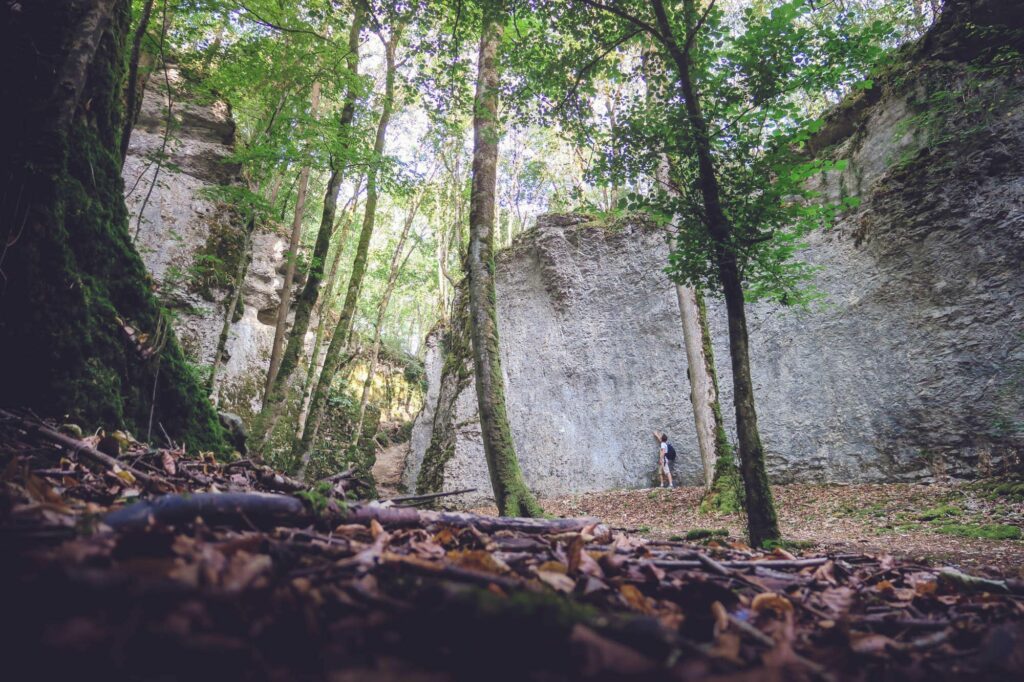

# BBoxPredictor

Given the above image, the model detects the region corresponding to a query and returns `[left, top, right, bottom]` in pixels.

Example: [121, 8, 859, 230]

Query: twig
[0, 410, 158, 486]
[383, 488, 477, 505]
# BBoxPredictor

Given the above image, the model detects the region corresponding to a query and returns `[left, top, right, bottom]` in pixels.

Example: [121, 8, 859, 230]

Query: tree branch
[578, 0, 668, 47]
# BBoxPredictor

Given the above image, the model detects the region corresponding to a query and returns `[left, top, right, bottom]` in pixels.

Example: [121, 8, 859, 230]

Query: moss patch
[935, 524, 1022, 541]
[0, 1, 225, 454]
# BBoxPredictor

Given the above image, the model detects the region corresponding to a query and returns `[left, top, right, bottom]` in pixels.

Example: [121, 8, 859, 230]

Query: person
[653, 431, 675, 488]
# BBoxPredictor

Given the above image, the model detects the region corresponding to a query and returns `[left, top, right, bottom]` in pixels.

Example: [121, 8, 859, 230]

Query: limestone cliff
[406, 14, 1024, 505]
[123, 66, 284, 421]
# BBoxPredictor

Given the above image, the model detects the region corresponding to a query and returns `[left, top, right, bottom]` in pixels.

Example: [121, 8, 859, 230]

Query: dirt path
[372, 442, 408, 499]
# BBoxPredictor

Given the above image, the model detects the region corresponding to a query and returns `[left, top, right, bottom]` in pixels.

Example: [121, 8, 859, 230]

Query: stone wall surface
[123, 67, 285, 421]
[407, 41, 1024, 506]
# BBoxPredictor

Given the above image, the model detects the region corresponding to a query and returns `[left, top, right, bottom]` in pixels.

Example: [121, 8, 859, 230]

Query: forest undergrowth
[3, 411, 1023, 680]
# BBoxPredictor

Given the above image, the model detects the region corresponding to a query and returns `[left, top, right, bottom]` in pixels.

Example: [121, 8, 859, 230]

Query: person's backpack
[665, 443, 677, 461]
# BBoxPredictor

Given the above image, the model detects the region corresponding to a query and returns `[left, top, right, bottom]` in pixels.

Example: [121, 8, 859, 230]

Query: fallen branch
[1, 410, 159, 487]
[653, 557, 830, 570]
[103, 492, 312, 530]
[349, 505, 606, 536]
[383, 488, 477, 505]
[100, 491, 605, 537]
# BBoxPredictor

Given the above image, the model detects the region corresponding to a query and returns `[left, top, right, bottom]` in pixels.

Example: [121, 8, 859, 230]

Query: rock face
[407, 26, 1024, 505]
[123, 66, 284, 421]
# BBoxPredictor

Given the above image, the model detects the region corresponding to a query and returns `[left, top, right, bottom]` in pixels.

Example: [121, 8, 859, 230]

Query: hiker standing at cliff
[653, 431, 675, 488]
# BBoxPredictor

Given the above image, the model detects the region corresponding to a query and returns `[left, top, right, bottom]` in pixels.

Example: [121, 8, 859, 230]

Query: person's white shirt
[660, 442, 668, 456]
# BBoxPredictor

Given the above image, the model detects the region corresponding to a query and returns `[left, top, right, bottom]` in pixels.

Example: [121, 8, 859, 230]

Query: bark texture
[119, 0, 155, 163]
[0, 0, 225, 451]
[466, 3, 542, 518]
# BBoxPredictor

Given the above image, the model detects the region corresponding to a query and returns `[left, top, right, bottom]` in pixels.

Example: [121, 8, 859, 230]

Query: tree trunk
[676, 285, 719, 488]
[119, 0, 155, 164]
[296, 188, 363, 433]
[355, 199, 421, 440]
[650, 0, 778, 545]
[693, 289, 744, 514]
[466, 3, 542, 518]
[653, 147, 725, 491]
[262, 14, 364, 425]
[0, 0, 224, 452]
[264, 81, 322, 398]
[294, 29, 399, 474]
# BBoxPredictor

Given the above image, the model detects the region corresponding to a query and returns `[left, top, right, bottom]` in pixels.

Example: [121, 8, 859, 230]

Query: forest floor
[473, 483, 1024, 577]
[3, 413, 1023, 680]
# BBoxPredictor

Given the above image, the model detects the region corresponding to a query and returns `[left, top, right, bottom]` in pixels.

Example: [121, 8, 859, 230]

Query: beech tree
[296, 19, 403, 472]
[462, 0, 544, 517]
[511, 0, 891, 543]
[257, 12, 364, 448]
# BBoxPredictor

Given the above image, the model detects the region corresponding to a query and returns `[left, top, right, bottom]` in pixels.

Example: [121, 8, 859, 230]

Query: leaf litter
[2, 412, 1023, 680]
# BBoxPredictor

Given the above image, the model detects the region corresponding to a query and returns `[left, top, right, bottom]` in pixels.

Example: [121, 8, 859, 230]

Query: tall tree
[264, 81, 322, 398]
[0, 0, 224, 451]
[465, 0, 542, 517]
[510, 0, 895, 543]
[119, 0, 157, 164]
[260, 12, 365, 434]
[294, 25, 401, 473]
[353, 195, 422, 440]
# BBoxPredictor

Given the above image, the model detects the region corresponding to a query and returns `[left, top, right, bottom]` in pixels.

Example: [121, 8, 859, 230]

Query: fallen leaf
[850, 632, 899, 656]
[752, 592, 794, 618]
[537, 570, 576, 593]
[812, 560, 837, 585]
[570, 624, 657, 676]
[711, 601, 729, 636]
[538, 560, 568, 574]
[618, 584, 653, 614]
[709, 632, 743, 664]
[161, 451, 177, 476]
[448, 550, 510, 574]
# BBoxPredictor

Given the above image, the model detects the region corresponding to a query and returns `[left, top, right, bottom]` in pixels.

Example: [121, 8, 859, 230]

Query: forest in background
[2, 0, 1023, 679]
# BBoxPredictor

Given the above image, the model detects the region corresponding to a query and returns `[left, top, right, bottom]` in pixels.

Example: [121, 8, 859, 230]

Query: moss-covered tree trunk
[466, 2, 542, 518]
[692, 290, 743, 514]
[260, 14, 364, 439]
[118, 0, 155, 164]
[0, 0, 224, 452]
[293, 28, 399, 475]
[651, 0, 778, 545]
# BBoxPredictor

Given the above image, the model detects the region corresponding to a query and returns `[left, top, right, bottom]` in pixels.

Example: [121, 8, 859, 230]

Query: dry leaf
[538, 560, 568, 574]
[618, 584, 653, 614]
[850, 632, 899, 656]
[537, 570, 576, 593]
[710, 632, 743, 664]
[570, 624, 657, 676]
[161, 451, 177, 476]
[711, 600, 729, 636]
[369, 519, 385, 539]
[448, 550, 510, 574]
[812, 560, 837, 585]
[752, 592, 794, 618]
